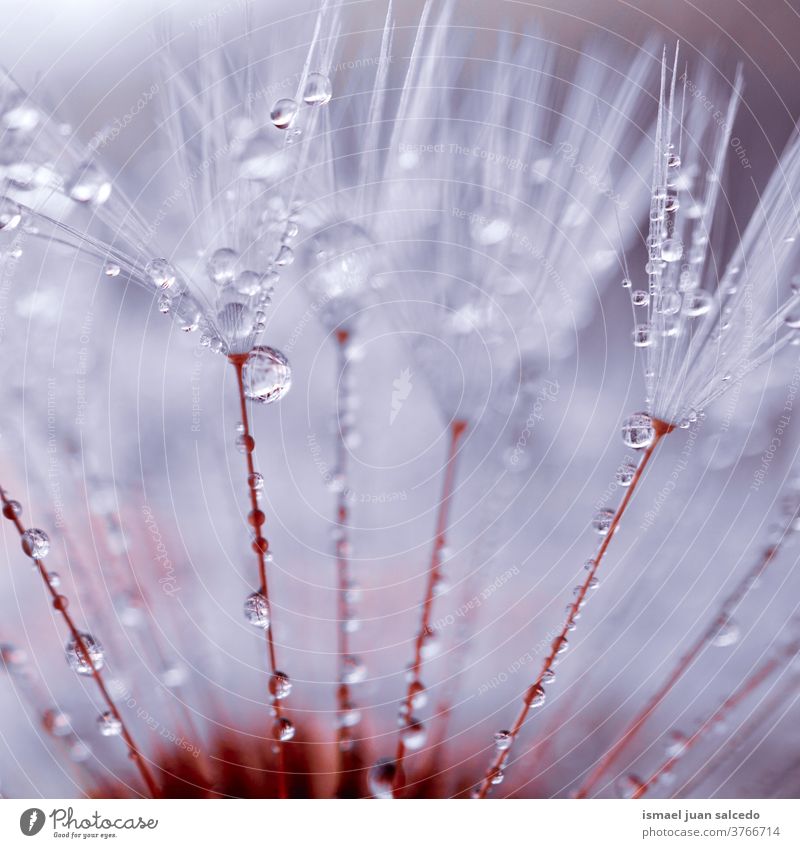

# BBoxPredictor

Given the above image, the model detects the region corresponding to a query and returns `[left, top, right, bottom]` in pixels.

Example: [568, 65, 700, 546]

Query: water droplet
[661, 238, 684, 262]
[470, 205, 511, 246]
[47, 571, 60, 588]
[303, 72, 332, 105]
[684, 290, 713, 317]
[21, 528, 50, 559]
[243, 591, 270, 628]
[656, 289, 682, 315]
[712, 618, 740, 647]
[161, 665, 188, 687]
[784, 313, 800, 330]
[527, 683, 546, 708]
[494, 730, 513, 751]
[242, 346, 292, 404]
[145, 258, 177, 291]
[97, 711, 122, 737]
[66, 161, 111, 205]
[341, 655, 366, 684]
[368, 758, 397, 798]
[621, 413, 655, 449]
[489, 766, 505, 785]
[615, 458, 638, 487]
[0, 199, 22, 231]
[401, 718, 426, 750]
[43, 708, 72, 736]
[270, 671, 292, 700]
[207, 247, 239, 287]
[234, 270, 263, 297]
[65, 633, 104, 675]
[104, 262, 121, 277]
[665, 729, 688, 758]
[275, 244, 294, 267]
[631, 290, 649, 307]
[3, 103, 40, 131]
[409, 679, 427, 709]
[632, 323, 654, 347]
[270, 98, 298, 130]
[339, 705, 362, 728]
[273, 717, 295, 741]
[592, 509, 614, 536]
[2, 499, 22, 519]
[621, 277, 632, 289]
[248, 472, 264, 492]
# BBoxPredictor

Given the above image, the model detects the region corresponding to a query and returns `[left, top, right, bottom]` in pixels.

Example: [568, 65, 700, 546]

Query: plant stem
[475, 418, 672, 798]
[331, 328, 362, 796]
[393, 418, 468, 796]
[229, 354, 288, 799]
[0, 485, 160, 798]
[632, 641, 797, 799]
[576, 535, 783, 798]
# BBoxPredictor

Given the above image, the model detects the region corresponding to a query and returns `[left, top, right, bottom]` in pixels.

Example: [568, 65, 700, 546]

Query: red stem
[576, 539, 781, 798]
[0, 485, 160, 798]
[475, 419, 672, 798]
[393, 418, 468, 796]
[229, 355, 288, 799]
[632, 642, 796, 798]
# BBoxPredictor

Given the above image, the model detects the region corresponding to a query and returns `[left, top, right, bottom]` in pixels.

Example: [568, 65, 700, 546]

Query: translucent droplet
[47, 571, 60, 588]
[65, 633, 104, 675]
[401, 718, 426, 751]
[712, 618, 740, 648]
[615, 458, 638, 487]
[145, 258, 177, 291]
[269, 671, 292, 700]
[339, 704, 362, 728]
[43, 708, 72, 736]
[2, 499, 22, 519]
[21, 528, 50, 559]
[592, 509, 614, 536]
[784, 314, 800, 330]
[368, 758, 397, 798]
[248, 472, 264, 492]
[409, 679, 427, 709]
[66, 161, 111, 205]
[3, 103, 40, 131]
[242, 346, 292, 404]
[273, 717, 295, 741]
[527, 683, 546, 708]
[97, 711, 122, 737]
[104, 262, 121, 277]
[270, 98, 298, 130]
[621, 277, 632, 289]
[661, 238, 684, 262]
[665, 729, 688, 757]
[234, 270, 263, 297]
[621, 413, 655, 449]
[161, 665, 188, 687]
[207, 247, 239, 287]
[0, 199, 22, 231]
[494, 730, 513, 751]
[632, 323, 654, 347]
[243, 591, 269, 628]
[631, 290, 649, 307]
[341, 655, 367, 685]
[684, 290, 713, 317]
[303, 73, 332, 105]
[489, 766, 505, 785]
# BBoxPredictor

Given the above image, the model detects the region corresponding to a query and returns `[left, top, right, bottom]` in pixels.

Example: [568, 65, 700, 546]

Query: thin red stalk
[393, 418, 468, 796]
[577, 536, 783, 798]
[632, 641, 798, 799]
[229, 355, 288, 799]
[475, 419, 672, 798]
[0, 485, 160, 798]
[332, 329, 360, 794]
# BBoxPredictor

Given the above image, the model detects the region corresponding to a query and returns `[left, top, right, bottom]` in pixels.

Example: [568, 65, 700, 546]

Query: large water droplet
[303, 73, 332, 105]
[368, 758, 397, 798]
[270, 98, 298, 130]
[242, 346, 292, 404]
[401, 718, 426, 751]
[592, 509, 614, 536]
[145, 258, 177, 291]
[243, 592, 270, 629]
[494, 730, 513, 751]
[269, 671, 292, 700]
[21, 528, 50, 559]
[207, 247, 239, 287]
[621, 413, 655, 449]
[66, 161, 111, 205]
[273, 717, 295, 741]
[65, 633, 104, 675]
